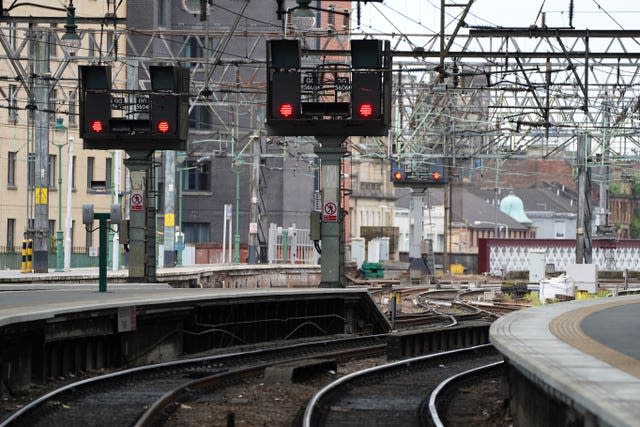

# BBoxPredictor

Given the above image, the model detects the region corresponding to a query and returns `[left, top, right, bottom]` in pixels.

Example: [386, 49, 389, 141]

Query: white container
[350, 238, 366, 268]
[566, 263, 597, 293]
[528, 249, 546, 283]
[379, 237, 390, 261]
[367, 238, 380, 263]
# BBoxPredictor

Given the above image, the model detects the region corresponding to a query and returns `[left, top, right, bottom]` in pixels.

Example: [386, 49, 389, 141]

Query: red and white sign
[130, 193, 144, 211]
[323, 201, 338, 222]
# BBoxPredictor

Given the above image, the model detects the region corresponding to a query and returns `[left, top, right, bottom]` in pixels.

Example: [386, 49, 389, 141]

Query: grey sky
[355, 0, 640, 39]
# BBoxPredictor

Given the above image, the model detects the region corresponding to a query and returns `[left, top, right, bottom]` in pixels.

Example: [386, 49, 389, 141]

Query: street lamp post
[177, 167, 184, 267]
[233, 166, 240, 263]
[176, 160, 203, 267]
[64, 137, 73, 270]
[53, 140, 68, 272]
[60, 1, 81, 56]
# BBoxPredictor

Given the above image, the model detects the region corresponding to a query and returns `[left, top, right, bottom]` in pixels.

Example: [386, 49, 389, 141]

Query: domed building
[500, 192, 532, 225]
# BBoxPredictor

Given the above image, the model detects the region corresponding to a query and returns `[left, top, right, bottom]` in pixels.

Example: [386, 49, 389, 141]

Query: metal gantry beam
[2, 4, 640, 264]
[389, 25, 640, 167]
[3, 15, 639, 164]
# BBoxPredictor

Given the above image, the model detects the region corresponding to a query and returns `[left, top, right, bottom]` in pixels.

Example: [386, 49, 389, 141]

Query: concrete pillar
[33, 31, 51, 273]
[96, 340, 105, 369]
[86, 340, 95, 371]
[124, 153, 156, 282]
[163, 151, 176, 267]
[409, 190, 429, 281]
[315, 140, 347, 288]
[1, 340, 32, 394]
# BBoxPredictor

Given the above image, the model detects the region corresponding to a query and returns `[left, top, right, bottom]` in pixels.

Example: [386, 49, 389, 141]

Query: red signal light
[358, 102, 374, 118]
[156, 120, 170, 133]
[89, 120, 104, 133]
[278, 103, 294, 118]
[393, 170, 404, 182]
[431, 171, 442, 181]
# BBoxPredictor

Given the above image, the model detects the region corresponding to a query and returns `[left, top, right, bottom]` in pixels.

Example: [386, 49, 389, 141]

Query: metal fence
[267, 224, 319, 264]
[0, 246, 120, 270]
[0, 225, 320, 270]
[478, 238, 640, 274]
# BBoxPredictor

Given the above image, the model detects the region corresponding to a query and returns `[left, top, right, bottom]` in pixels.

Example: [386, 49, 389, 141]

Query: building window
[87, 156, 94, 190]
[183, 159, 210, 191]
[49, 220, 55, 240]
[7, 218, 15, 251]
[8, 84, 18, 123]
[7, 151, 16, 187]
[87, 156, 110, 192]
[106, 30, 115, 53]
[8, 21, 15, 49]
[183, 222, 210, 243]
[188, 105, 212, 130]
[88, 33, 95, 58]
[72, 155, 77, 189]
[70, 220, 75, 249]
[68, 90, 77, 126]
[157, 0, 167, 27]
[184, 35, 203, 63]
[105, 157, 112, 191]
[48, 154, 56, 189]
[51, 88, 58, 113]
[436, 234, 445, 252]
[49, 25, 58, 57]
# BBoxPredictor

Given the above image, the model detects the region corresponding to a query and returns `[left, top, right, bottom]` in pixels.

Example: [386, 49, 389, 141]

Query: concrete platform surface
[0, 286, 367, 328]
[491, 295, 640, 427]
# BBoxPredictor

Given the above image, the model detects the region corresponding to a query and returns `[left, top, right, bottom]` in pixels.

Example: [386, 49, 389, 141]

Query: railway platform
[0, 263, 322, 288]
[0, 268, 389, 396]
[4, 264, 640, 427]
[491, 294, 640, 427]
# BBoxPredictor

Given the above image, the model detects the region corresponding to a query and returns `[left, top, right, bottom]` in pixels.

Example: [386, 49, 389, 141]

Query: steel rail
[428, 360, 505, 427]
[134, 344, 386, 427]
[302, 343, 496, 427]
[0, 334, 386, 427]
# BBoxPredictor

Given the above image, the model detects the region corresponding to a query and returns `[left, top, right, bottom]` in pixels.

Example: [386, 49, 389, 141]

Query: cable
[591, 0, 626, 30]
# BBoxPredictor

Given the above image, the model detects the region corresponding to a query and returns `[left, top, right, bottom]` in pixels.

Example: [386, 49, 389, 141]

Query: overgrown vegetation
[609, 181, 625, 196]
[632, 180, 640, 197]
[523, 292, 542, 306]
[631, 208, 640, 238]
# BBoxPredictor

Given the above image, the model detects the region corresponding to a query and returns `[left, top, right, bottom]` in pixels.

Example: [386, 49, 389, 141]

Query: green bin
[362, 262, 384, 279]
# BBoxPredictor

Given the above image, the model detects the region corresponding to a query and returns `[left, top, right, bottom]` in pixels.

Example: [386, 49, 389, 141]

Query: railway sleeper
[386, 322, 491, 360]
[264, 358, 337, 384]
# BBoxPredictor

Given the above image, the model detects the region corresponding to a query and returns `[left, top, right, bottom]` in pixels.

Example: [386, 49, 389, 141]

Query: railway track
[303, 344, 502, 427]
[429, 360, 506, 426]
[0, 335, 386, 427]
[1, 286, 509, 427]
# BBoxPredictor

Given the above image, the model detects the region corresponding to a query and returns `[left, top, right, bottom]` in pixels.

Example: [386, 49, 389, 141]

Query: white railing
[267, 223, 319, 265]
[481, 239, 640, 274]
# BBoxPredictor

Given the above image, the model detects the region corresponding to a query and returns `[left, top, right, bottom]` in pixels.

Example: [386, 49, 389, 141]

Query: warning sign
[323, 201, 338, 222]
[130, 193, 144, 211]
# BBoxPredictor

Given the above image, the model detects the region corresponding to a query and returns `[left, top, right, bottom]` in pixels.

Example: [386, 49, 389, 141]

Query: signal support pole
[124, 152, 156, 282]
[409, 189, 429, 282]
[163, 150, 176, 267]
[315, 139, 347, 288]
[33, 31, 51, 273]
[265, 38, 391, 287]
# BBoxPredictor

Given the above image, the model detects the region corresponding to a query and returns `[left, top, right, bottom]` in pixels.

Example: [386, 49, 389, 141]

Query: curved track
[1, 336, 386, 427]
[303, 344, 501, 427]
[429, 360, 505, 426]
